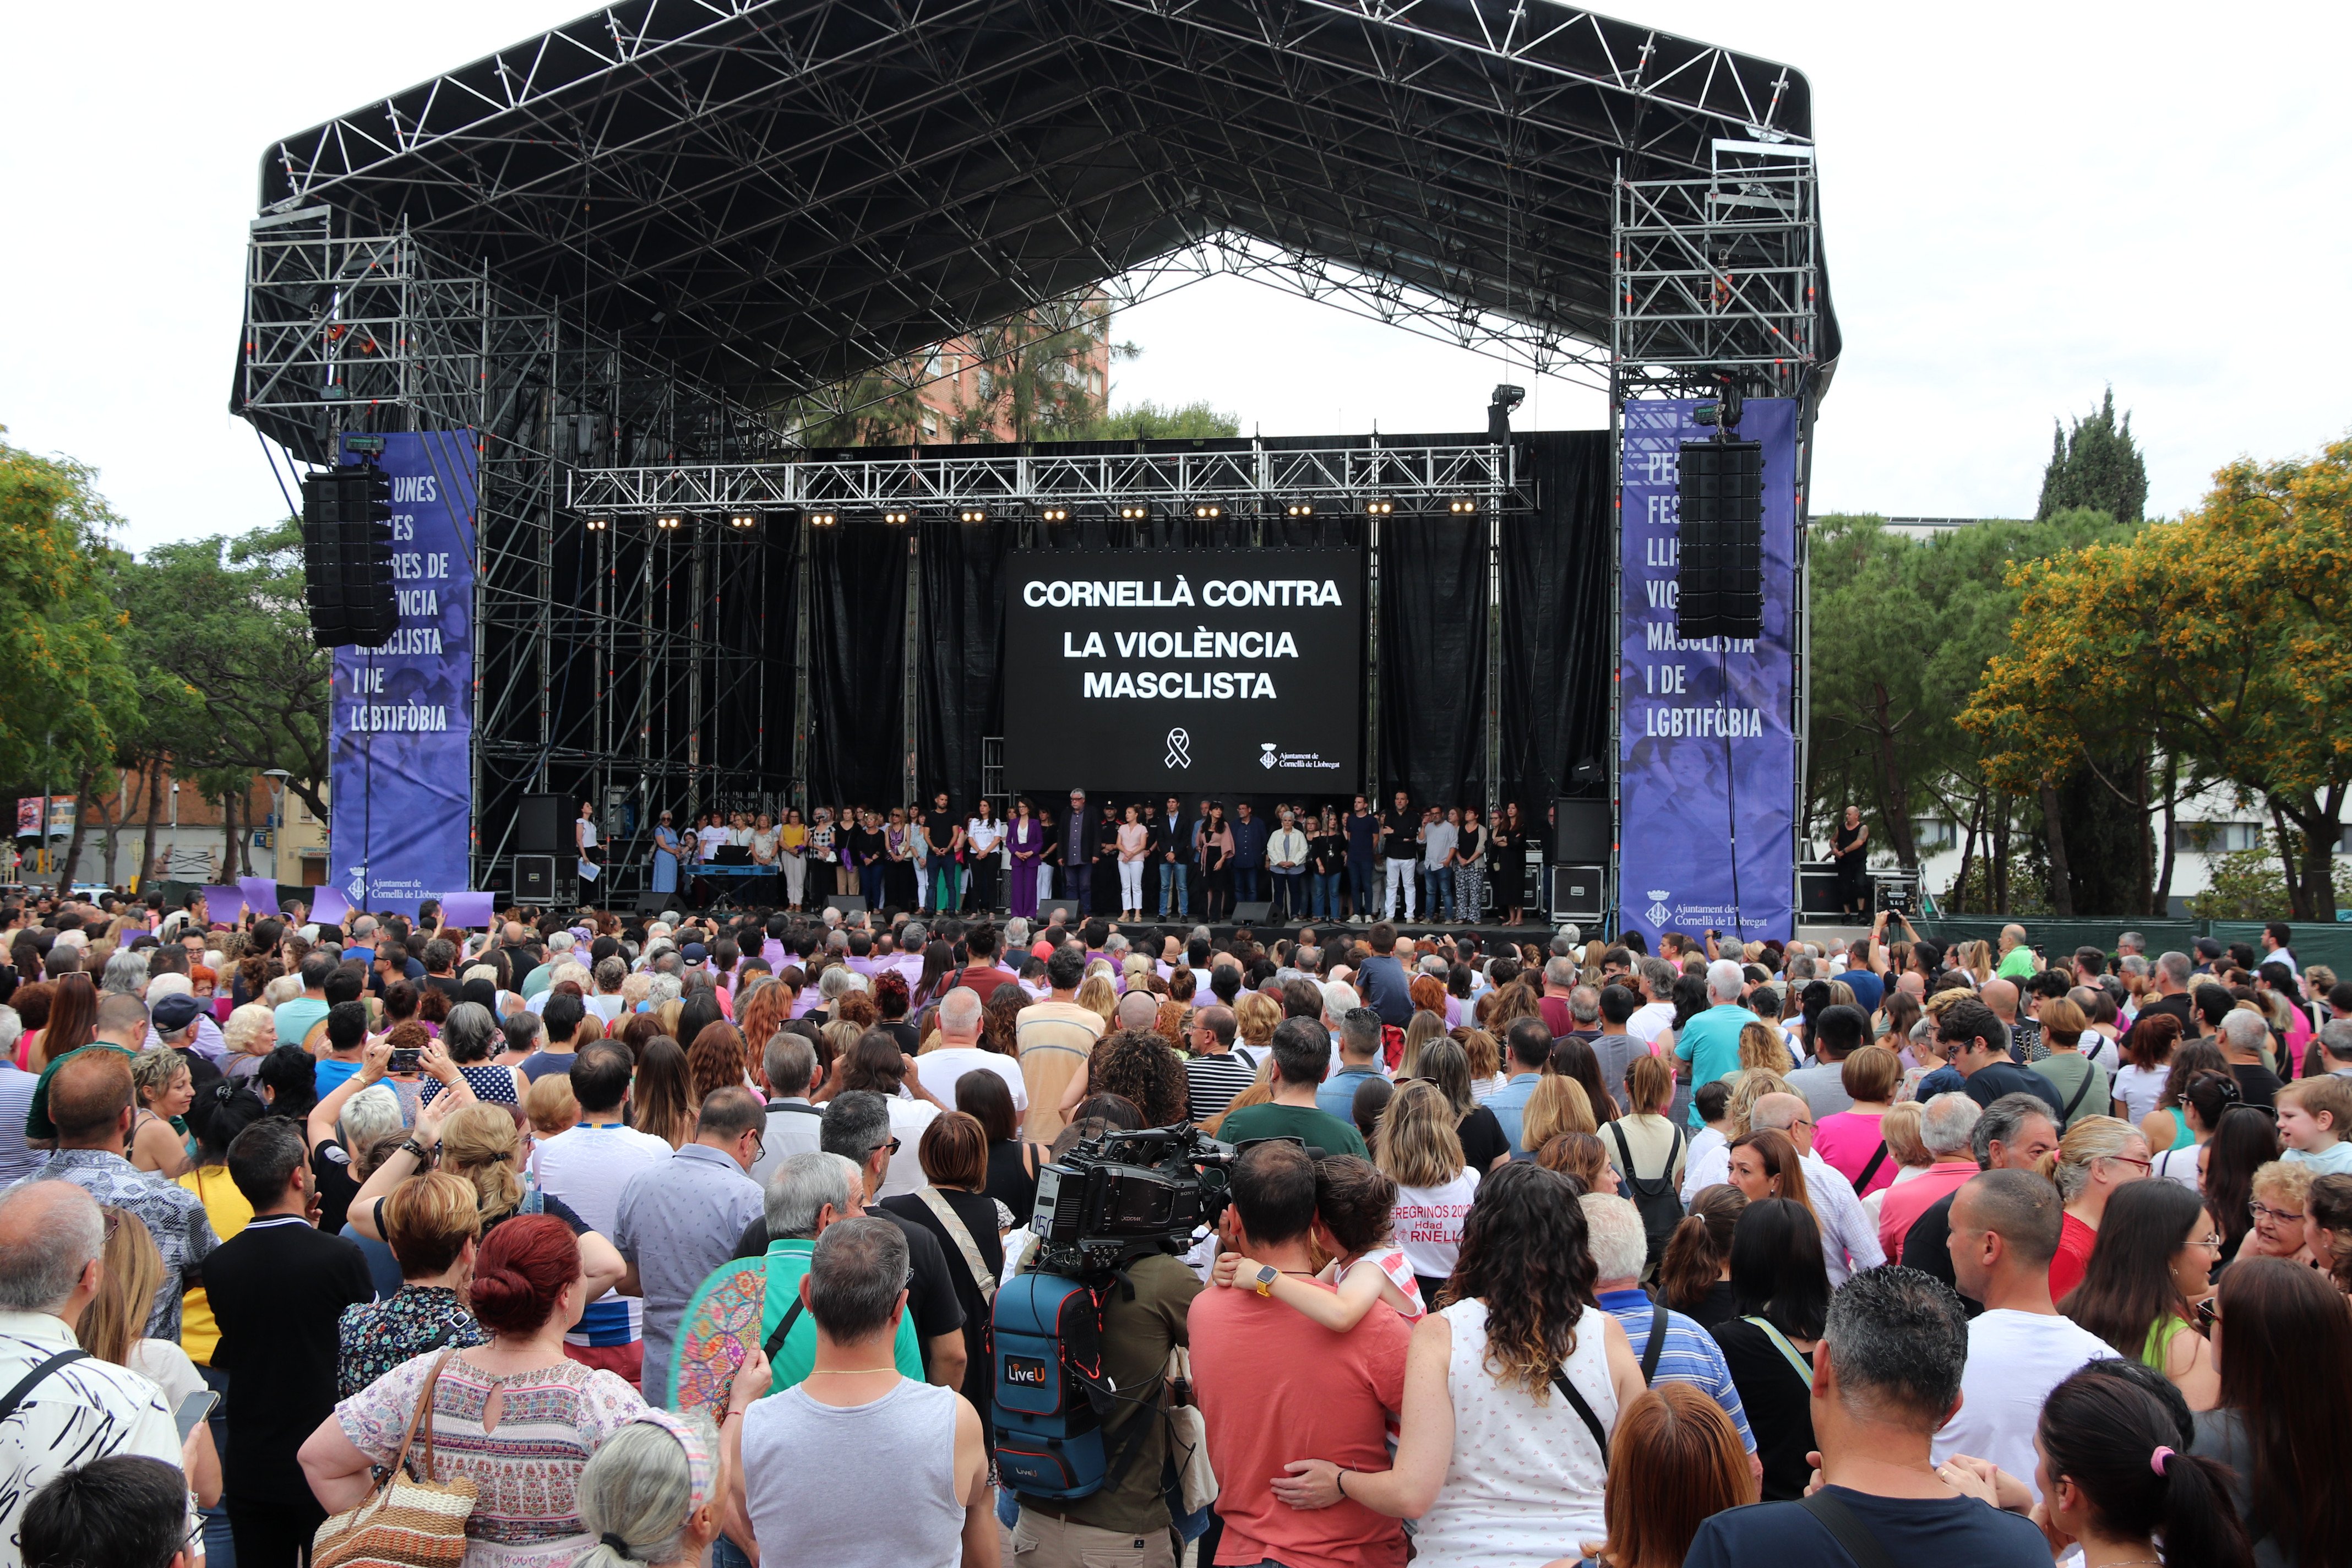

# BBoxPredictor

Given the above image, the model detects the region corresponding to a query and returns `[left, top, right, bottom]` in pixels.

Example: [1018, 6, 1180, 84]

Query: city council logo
[1259, 743, 1278, 770]
[1645, 889, 1674, 927]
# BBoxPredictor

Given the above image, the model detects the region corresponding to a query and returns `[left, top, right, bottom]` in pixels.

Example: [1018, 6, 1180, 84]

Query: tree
[0, 436, 140, 878]
[951, 298, 1131, 443]
[785, 368, 933, 448]
[1962, 436, 2352, 919]
[2038, 387, 2148, 522]
[1054, 400, 1241, 442]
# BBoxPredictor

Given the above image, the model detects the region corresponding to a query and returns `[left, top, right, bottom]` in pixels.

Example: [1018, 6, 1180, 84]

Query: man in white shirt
[1418, 808, 1457, 923]
[0, 1182, 193, 1556]
[530, 1042, 673, 1387]
[753, 1030, 828, 1188]
[965, 804, 1005, 914]
[2260, 920, 2298, 976]
[1626, 957, 1678, 1047]
[1683, 1092, 1885, 1284]
[912, 988, 1028, 1114]
[1932, 1170, 2114, 1498]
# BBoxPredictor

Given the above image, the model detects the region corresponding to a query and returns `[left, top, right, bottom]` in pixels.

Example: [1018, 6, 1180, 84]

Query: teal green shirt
[745, 1238, 924, 1398]
[1674, 1005, 1763, 1126]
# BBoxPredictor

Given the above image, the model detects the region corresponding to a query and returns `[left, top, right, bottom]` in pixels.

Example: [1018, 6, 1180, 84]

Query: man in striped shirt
[1183, 1005, 1257, 1125]
[1582, 1193, 1762, 1480]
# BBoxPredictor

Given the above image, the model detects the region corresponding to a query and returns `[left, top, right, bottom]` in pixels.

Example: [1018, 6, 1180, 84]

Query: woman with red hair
[302, 1215, 767, 1564]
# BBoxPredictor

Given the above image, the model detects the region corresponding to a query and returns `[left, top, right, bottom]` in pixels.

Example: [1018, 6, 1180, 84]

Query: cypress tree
[2037, 388, 2148, 522]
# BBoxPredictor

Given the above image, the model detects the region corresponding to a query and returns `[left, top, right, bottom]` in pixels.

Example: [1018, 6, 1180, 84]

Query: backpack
[992, 1272, 1113, 1497]
[1608, 1120, 1686, 1272]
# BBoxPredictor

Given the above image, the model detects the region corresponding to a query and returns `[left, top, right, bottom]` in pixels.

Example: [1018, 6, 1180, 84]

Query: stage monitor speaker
[636, 894, 672, 917]
[1799, 861, 1844, 917]
[1549, 863, 1605, 921]
[300, 465, 396, 647]
[516, 794, 567, 856]
[1553, 798, 1613, 863]
[825, 895, 869, 917]
[1230, 901, 1273, 925]
[1676, 440, 1763, 643]
[514, 855, 556, 902]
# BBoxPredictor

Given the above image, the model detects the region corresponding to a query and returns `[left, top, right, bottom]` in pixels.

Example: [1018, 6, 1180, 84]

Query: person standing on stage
[1832, 805, 1870, 917]
[750, 810, 780, 905]
[1114, 805, 1148, 921]
[576, 801, 601, 892]
[884, 806, 918, 911]
[850, 809, 888, 910]
[1493, 801, 1528, 927]
[1035, 806, 1060, 910]
[1454, 805, 1489, 927]
[651, 810, 682, 898]
[836, 806, 862, 897]
[1157, 796, 1192, 919]
[967, 799, 1005, 913]
[778, 807, 809, 911]
[1231, 801, 1268, 908]
[1310, 809, 1348, 923]
[1007, 799, 1044, 921]
[1266, 808, 1309, 922]
[1345, 794, 1379, 923]
[926, 794, 965, 914]
[1200, 804, 1235, 923]
[1059, 791, 1092, 914]
[1381, 790, 1418, 921]
[1093, 803, 1123, 917]
[808, 808, 836, 904]
[1422, 805, 1458, 923]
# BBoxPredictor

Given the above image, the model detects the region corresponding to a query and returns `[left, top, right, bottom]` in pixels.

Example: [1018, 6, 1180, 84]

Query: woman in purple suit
[1006, 797, 1044, 919]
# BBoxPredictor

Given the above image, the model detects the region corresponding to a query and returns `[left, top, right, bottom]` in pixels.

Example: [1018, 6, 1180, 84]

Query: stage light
[1117, 503, 1152, 521]
[1365, 499, 1395, 516]
[1039, 505, 1070, 522]
[727, 510, 758, 529]
[809, 510, 839, 526]
[1284, 501, 1316, 518]
[1446, 498, 1479, 515]
[655, 510, 685, 530]
[1193, 503, 1222, 520]
[884, 508, 914, 525]
[957, 506, 989, 523]
[585, 516, 611, 532]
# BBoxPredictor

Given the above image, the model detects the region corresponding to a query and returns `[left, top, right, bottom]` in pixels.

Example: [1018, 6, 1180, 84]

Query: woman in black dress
[1491, 801, 1527, 926]
[1831, 805, 1869, 917]
[1199, 804, 1234, 922]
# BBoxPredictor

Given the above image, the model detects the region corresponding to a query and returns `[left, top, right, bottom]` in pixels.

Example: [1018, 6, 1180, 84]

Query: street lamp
[262, 770, 292, 883]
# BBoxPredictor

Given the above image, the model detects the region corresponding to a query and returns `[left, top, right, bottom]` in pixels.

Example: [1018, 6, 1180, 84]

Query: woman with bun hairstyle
[1658, 1183, 1746, 1330]
[303, 1215, 770, 1566]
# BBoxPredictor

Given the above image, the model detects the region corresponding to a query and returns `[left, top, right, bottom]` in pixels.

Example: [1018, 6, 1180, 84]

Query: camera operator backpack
[992, 1272, 1109, 1496]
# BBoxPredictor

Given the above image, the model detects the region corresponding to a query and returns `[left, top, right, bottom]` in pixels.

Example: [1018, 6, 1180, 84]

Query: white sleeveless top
[742, 1378, 964, 1566]
[1391, 1167, 1480, 1280]
[1411, 1297, 1615, 1568]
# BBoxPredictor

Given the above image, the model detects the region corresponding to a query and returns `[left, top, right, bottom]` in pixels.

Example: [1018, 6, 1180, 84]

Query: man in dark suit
[203, 1117, 374, 1567]
[1155, 795, 1193, 919]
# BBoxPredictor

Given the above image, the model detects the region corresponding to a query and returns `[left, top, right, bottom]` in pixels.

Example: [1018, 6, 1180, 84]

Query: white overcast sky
[4, 0, 2346, 553]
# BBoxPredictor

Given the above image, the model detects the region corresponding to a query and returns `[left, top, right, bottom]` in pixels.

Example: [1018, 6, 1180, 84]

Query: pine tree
[2037, 387, 2148, 521]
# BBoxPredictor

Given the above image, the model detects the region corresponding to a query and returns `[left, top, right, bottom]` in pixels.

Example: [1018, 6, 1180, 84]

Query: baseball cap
[682, 941, 709, 963]
[150, 992, 203, 1033]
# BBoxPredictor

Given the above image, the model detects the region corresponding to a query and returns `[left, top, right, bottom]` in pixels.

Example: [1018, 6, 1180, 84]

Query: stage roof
[255, 0, 1836, 400]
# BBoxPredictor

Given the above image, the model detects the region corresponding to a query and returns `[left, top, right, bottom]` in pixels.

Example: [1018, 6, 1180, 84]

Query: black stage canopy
[254, 0, 1837, 404]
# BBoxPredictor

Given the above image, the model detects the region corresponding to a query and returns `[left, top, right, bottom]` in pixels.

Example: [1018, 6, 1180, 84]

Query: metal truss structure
[235, 0, 1834, 899]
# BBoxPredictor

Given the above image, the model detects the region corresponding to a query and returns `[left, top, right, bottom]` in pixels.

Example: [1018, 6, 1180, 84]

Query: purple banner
[1618, 398, 1799, 947]
[330, 431, 476, 914]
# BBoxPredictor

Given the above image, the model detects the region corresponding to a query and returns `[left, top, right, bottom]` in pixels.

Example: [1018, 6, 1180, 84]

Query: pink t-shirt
[1192, 1283, 1411, 1568]
[1813, 1109, 1897, 1196]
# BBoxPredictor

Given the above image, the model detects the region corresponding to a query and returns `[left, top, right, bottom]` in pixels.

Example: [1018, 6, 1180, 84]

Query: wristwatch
[1253, 1265, 1280, 1298]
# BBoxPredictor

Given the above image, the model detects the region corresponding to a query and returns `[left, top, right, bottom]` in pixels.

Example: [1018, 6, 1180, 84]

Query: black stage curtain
[807, 520, 906, 808]
[1379, 517, 1488, 808]
[1500, 431, 1613, 814]
[916, 516, 1009, 812]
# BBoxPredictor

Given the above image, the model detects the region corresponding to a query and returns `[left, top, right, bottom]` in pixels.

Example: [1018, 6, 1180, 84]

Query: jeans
[1234, 865, 1263, 903]
[1060, 864, 1089, 916]
[1313, 870, 1343, 919]
[1422, 864, 1455, 921]
[1348, 859, 1375, 917]
[1158, 861, 1188, 916]
[714, 1533, 755, 1568]
[1384, 856, 1417, 919]
[859, 863, 885, 908]
[199, 1363, 234, 1568]
[929, 864, 963, 912]
[1272, 870, 1307, 919]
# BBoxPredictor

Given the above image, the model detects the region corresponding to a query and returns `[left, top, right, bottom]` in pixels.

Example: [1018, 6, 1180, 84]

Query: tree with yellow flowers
[1961, 437, 2352, 919]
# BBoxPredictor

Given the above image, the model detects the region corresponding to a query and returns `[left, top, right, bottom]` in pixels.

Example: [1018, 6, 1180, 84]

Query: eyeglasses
[2188, 1232, 2225, 1250]
[873, 1137, 902, 1156]
[2248, 1201, 2305, 1226]
[2101, 1155, 2153, 1173]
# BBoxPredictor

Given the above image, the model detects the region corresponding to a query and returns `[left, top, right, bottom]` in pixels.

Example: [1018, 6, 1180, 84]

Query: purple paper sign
[308, 885, 351, 926]
[330, 431, 477, 915]
[1617, 398, 1799, 947]
[199, 886, 244, 923]
[439, 891, 496, 929]
[238, 876, 282, 919]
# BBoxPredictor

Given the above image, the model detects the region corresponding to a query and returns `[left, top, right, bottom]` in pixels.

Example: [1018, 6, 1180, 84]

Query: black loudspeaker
[636, 893, 672, 917]
[1550, 864, 1605, 921]
[824, 895, 868, 916]
[1553, 798, 1613, 863]
[516, 794, 567, 856]
[514, 855, 556, 901]
[1230, 901, 1273, 924]
[1799, 862, 1843, 917]
[300, 465, 396, 647]
[1676, 440, 1763, 642]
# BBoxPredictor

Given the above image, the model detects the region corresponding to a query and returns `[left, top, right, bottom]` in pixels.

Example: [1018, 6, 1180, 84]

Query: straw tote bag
[313, 1348, 480, 1568]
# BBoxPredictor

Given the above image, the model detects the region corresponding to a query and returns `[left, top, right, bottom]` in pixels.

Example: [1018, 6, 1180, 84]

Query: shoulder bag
[1547, 1364, 1613, 1468]
[916, 1187, 1000, 1305]
[1742, 1315, 1816, 1390]
[312, 1348, 478, 1568]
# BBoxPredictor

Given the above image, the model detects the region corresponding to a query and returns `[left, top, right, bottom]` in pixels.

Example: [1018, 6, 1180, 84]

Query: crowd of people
[644, 792, 1547, 925]
[0, 884, 2345, 1568]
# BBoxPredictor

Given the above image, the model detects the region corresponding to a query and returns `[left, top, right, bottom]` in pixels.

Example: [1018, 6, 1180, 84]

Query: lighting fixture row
[585, 496, 1480, 532]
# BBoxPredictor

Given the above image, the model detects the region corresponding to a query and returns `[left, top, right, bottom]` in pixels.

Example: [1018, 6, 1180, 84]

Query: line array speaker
[1676, 440, 1763, 643]
[300, 465, 397, 647]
